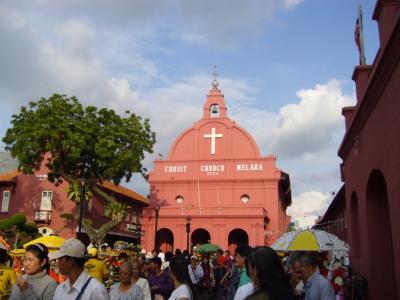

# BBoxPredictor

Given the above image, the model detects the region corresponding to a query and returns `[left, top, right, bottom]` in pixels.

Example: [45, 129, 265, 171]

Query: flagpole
[358, 5, 366, 65]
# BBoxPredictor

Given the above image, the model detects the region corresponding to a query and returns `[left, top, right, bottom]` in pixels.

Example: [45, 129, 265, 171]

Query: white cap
[49, 238, 86, 260]
[190, 255, 197, 260]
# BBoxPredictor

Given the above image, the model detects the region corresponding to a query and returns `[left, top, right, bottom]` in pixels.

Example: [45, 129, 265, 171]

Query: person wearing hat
[188, 255, 203, 298]
[50, 238, 109, 300]
[141, 259, 152, 279]
[84, 247, 109, 284]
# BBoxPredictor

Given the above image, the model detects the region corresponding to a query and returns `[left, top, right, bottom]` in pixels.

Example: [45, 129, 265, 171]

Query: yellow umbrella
[23, 236, 65, 250]
[9, 249, 25, 257]
[271, 229, 350, 252]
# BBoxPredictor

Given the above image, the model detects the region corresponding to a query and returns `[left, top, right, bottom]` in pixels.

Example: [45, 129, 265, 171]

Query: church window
[240, 194, 250, 203]
[1, 191, 11, 212]
[210, 104, 219, 117]
[176, 195, 184, 204]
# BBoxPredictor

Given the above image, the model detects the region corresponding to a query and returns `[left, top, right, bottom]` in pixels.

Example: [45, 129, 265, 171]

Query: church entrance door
[228, 228, 249, 253]
[155, 228, 174, 253]
[191, 228, 211, 250]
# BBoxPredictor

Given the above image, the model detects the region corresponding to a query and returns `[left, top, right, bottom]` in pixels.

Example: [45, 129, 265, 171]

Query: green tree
[68, 184, 128, 246]
[3, 94, 156, 244]
[3, 94, 156, 185]
[0, 213, 39, 248]
[82, 199, 126, 247]
[55, 213, 74, 235]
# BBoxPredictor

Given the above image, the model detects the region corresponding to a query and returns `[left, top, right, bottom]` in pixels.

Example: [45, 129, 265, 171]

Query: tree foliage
[3, 94, 155, 245]
[3, 94, 156, 186]
[66, 179, 93, 205]
[0, 213, 39, 248]
[68, 185, 128, 247]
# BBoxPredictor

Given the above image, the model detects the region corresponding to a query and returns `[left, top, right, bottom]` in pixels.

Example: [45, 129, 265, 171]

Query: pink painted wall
[0, 161, 147, 243]
[142, 83, 291, 252]
[338, 1, 400, 298]
[0, 168, 78, 239]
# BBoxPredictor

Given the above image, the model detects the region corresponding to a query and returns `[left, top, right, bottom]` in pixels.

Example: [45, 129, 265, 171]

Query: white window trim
[40, 191, 53, 211]
[132, 207, 138, 224]
[1, 190, 11, 212]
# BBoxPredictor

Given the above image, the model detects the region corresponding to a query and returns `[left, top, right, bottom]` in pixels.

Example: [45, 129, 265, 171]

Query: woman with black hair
[245, 247, 294, 300]
[155, 257, 195, 300]
[10, 243, 58, 300]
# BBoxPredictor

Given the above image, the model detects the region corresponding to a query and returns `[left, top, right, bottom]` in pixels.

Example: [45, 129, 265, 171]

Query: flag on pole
[354, 6, 366, 65]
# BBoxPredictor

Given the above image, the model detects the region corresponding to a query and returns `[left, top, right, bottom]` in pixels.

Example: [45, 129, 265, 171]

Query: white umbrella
[271, 229, 350, 253]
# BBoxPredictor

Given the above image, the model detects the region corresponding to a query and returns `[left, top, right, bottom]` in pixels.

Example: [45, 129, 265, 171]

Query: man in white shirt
[49, 238, 110, 300]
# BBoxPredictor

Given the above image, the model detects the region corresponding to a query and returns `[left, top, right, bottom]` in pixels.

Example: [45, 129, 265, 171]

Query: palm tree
[66, 180, 93, 208]
[82, 197, 127, 247]
[66, 181, 127, 247]
[55, 213, 74, 235]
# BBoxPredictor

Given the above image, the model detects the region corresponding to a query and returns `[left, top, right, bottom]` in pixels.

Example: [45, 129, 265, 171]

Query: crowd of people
[0, 238, 342, 300]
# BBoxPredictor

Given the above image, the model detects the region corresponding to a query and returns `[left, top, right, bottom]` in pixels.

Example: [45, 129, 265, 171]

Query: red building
[141, 80, 292, 253]
[338, 1, 400, 298]
[314, 185, 347, 243]
[0, 161, 149, 245]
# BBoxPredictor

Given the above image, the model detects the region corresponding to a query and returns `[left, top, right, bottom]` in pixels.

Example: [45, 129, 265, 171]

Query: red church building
[337, 0, 400, 298]
[141, 80, 292, 253]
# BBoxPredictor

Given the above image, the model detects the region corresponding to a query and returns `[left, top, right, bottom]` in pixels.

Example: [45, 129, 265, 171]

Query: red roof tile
[0, 169, 19, 182]
[99, 181, 149, 205]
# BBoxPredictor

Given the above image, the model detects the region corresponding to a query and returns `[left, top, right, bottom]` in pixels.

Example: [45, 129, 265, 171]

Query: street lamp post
[154, 205, 160, 250]
[77, 179, 85, 238]
[185, 216, 192, 253]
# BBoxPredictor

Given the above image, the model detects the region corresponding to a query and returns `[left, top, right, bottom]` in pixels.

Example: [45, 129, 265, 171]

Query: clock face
[241, 195, 249, 203]
[176, 196, 184, 204]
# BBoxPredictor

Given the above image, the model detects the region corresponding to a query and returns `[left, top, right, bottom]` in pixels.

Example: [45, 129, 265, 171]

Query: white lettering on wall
[200, 165, 224, 172]
[164, 165, 187, 173]
[236, 164, 263, 171]
[200, 164, 224, 176]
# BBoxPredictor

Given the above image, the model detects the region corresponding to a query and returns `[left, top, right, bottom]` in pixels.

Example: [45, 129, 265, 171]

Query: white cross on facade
[203, 127, 223, 154]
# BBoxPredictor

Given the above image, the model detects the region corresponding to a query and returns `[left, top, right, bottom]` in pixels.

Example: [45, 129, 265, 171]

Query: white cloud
[3, 0, 303, 48]
[286, 190, 333, 219]
[55, 19, 97, 57]
[0, 6, 26, 30]
[231, 80, 355, 158]
[0, 1, 344, 211]
[283, 0, 304, 9]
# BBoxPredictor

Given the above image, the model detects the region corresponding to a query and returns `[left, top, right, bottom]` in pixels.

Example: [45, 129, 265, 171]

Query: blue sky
[0, 0, 379, 221]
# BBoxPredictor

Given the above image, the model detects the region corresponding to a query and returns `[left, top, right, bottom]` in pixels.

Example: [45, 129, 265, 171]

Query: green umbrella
[196, 243, 222, 253]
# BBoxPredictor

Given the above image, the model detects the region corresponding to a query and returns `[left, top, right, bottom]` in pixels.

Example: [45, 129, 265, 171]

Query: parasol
[196, 243, 222, 253]
[23, 236, 65, 250]
[271, 229, 350, 253]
